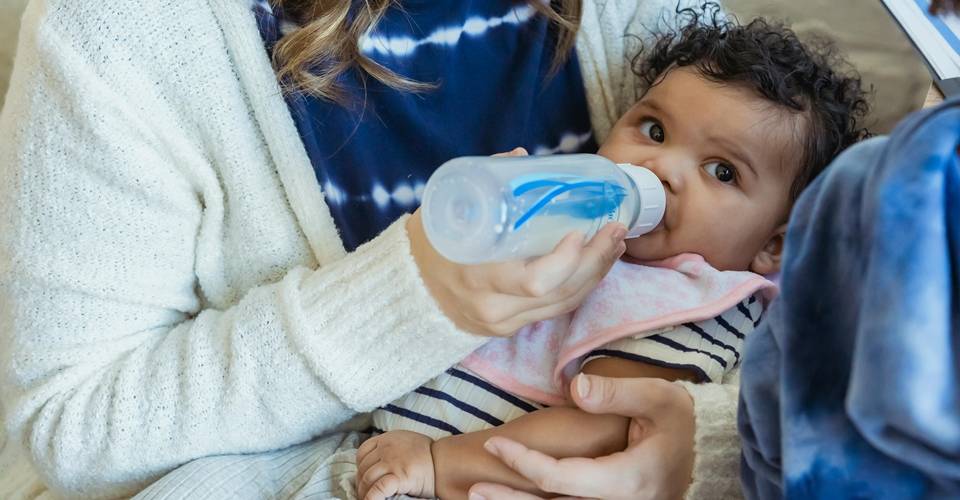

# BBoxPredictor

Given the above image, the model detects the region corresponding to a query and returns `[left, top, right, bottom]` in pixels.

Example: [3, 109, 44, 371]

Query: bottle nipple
[616, 164, 666, 238]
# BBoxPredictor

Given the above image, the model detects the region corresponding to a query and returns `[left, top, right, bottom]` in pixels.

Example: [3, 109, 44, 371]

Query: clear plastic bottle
[421, 153, 665, 264]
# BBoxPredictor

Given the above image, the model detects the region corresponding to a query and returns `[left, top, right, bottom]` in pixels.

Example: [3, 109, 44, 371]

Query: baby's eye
[638, 119, 665, 143]
[703, 162, 737, 184]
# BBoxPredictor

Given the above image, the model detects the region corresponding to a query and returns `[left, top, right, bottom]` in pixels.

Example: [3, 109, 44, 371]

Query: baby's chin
[622, 234, 673, 263]
[623, 237, 754, 272]
[622, 233, 727, 269]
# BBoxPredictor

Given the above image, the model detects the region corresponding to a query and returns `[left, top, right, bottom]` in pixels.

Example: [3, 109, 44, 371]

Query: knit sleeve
[0, 4, 483, 498]
[676, 369, 744, 500]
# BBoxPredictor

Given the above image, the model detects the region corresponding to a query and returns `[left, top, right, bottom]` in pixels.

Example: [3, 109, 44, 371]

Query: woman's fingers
[511, 223, 625, 298]
[455, 232, 587, 328]
[565, 223, 628, 287]
[481, 224, 625, 308]
[468, 482, 575, 500]
[501, 225, 627, 325]
[508, 231, 588, 297]
[476, 379, 698, 500]
[453, 224, 625, 334]
[481, 437, 635, 499]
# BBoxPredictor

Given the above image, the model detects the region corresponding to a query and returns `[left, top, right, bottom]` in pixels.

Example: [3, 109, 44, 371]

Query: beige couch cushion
[724, 0, 931, 132]
[0, 0, 28, 108]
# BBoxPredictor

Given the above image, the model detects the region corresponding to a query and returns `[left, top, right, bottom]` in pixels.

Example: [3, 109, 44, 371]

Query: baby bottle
[421, 153, 665, 264]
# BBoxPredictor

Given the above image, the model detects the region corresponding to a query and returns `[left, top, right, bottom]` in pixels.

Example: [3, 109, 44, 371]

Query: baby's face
[598, 67, 799, 272]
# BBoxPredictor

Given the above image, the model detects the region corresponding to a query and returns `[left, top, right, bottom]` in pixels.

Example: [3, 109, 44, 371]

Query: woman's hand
[468, 375, 696, 500]
[407, 148, 628, 337]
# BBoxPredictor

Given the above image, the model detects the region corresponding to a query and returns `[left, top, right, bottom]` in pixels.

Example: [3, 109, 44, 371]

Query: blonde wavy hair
[270, 0, 583, 104]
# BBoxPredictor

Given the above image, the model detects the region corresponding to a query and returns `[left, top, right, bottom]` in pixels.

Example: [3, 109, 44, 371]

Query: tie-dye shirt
[253, 1, 598, 251]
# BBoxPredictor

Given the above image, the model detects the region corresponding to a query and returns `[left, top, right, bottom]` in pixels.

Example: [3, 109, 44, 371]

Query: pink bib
[460, 254, 777, 405]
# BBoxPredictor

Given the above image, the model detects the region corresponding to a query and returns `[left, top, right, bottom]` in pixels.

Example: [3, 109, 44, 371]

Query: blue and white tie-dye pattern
[253, 1, 597, 251]
[738, 98, 960, 499]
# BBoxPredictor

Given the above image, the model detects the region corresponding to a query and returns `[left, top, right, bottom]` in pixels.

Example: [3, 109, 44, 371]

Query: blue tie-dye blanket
[738, 97, 960, 499]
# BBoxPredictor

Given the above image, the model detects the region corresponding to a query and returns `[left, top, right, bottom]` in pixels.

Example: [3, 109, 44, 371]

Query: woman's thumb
[571, 374, 663, 416]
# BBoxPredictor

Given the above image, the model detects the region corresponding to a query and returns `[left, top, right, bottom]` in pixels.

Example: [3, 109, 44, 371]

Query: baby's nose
[644, 161, 685, 194]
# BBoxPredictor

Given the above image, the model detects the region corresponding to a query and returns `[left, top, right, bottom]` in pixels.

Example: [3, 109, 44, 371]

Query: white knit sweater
[0, 0, 741, 498]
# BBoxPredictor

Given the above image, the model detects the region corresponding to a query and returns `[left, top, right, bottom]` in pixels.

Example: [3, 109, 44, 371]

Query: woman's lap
[134, 432, 366, 500]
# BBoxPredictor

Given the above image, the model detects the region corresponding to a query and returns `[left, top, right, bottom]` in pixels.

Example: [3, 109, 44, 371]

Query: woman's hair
[633, 3, 871, 202]
[269, 0, 582, 104]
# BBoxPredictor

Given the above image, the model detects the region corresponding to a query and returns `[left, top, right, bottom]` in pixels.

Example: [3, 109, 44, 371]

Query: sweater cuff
[292, 215, 488, 412]
[676, 379, 744, 500]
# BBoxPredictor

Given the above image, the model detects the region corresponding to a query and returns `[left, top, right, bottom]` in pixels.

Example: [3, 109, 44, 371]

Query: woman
[0, 0, 736, 498]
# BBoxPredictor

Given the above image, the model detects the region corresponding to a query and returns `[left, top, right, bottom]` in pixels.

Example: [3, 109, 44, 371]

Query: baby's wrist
[430, 437, 459, 499]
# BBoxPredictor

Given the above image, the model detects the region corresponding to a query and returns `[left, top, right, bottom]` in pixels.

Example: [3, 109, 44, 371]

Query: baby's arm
[431, 358, 697, 499]
[580, 356, 699, 381]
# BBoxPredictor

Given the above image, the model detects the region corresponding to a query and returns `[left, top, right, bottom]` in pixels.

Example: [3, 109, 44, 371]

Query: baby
[357, 7, 870, 500]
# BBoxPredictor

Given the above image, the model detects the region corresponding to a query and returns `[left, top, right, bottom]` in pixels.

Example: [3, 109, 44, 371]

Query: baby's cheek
[623, 232, 669, 261]
[661, 220, 731, 266]
[699, 224, 764, 271]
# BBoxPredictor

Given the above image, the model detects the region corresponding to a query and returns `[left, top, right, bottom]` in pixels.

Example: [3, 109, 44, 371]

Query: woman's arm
[0, 4, 484, 497]
[463, 371, 742, 500]
[433, 407, 631, 499]
[676, 371, 743, 500]
[431, 359, 696, 499]
[0, 5, 627, 498]
[433, 305, 749, 500]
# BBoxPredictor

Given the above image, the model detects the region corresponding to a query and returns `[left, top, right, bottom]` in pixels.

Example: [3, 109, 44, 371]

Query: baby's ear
[749, 223, 787, 275]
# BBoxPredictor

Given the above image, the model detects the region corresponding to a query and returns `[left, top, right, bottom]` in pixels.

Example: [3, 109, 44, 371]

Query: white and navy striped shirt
[373, 295, 763, 439]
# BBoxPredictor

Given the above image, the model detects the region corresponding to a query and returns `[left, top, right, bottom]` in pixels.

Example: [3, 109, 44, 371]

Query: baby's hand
[356, 430, 436, 500]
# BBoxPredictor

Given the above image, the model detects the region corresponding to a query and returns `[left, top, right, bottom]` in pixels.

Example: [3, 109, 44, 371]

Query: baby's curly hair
[634, 3, 871, 201]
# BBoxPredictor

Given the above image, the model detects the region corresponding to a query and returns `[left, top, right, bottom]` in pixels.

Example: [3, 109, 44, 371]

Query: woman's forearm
[431, 407, 630, 499]
[2, 221, 481, 498]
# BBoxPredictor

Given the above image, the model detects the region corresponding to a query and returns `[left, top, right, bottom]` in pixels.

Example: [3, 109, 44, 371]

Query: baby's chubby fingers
[357, 461, 390, 500]
[364, 474, 403, 500]
[355, 438, 378, 467]
[355, 437, 382, 497]
[356, 449, 381, 483]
